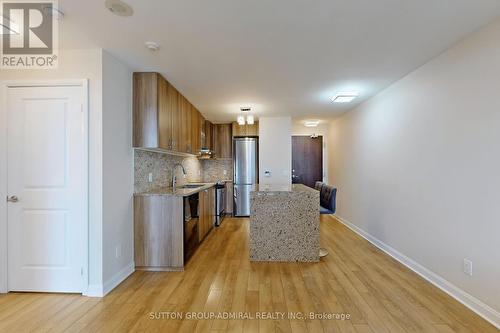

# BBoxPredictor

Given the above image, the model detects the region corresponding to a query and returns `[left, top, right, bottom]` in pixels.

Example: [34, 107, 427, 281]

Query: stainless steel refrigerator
[233, 137, 258, 217]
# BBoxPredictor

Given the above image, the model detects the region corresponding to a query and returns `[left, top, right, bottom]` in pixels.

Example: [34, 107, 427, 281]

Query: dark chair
[319, 184, 337, 215]
[315, 181, 324, 191]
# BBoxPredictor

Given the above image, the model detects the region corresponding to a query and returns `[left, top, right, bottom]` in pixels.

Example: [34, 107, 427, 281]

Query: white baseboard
[84, 262, 135, 297]
[333, 215, 500, 330]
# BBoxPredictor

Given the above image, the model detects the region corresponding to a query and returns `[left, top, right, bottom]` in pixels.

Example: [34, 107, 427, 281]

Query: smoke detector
[105, 0, 134, 17]
[145, 41, 160, 51]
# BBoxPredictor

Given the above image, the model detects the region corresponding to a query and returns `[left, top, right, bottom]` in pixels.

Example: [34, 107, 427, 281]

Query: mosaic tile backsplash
[202, 159, 233, 182]
[134, 150, 203, 193]
[134, 150, 234, 193]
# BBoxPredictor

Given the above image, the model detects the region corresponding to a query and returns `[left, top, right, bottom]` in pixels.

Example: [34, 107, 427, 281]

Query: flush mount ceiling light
[145, 41, 160, 51]
[332, 92, 358, 103]
[304, 121, 319, 127]
[105, 0, 134, 17]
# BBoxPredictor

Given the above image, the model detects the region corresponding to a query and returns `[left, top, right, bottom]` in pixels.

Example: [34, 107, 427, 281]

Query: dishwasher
[184, 194, 199, 261]
[215, 182, 226, 227]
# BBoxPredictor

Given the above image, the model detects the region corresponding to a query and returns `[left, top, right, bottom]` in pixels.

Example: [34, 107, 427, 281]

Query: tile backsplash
[202, 159, 233, 182]
[134, 150, 202, 193]
[134, 150, 233, 192]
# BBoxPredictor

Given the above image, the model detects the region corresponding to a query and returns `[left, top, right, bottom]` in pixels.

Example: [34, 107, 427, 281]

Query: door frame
[0, 79, 89, 294]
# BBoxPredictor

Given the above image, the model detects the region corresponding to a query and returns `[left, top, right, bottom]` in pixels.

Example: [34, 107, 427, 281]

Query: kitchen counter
[253, 183, 317, 193]
[134, 183, 216, 197]
[249, 183, 320, 262]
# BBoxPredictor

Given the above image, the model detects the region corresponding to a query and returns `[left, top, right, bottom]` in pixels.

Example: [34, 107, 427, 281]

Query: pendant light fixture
[238, 107, 254, 125]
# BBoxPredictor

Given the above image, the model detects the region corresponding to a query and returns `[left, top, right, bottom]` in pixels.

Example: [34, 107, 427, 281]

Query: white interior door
[7, 85, 86, 293]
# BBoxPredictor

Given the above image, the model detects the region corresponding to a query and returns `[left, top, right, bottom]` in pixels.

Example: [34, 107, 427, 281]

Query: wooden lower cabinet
[134, 186, 215, 271]
[199, 187, 215, 241]
[134, 195, 184, 271]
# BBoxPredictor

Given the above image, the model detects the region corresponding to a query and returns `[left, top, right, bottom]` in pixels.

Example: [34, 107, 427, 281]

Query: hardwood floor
[0, 216, 497, 332]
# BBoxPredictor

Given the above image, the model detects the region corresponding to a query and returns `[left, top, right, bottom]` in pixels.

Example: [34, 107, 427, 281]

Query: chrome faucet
[172, 163, 187, 189]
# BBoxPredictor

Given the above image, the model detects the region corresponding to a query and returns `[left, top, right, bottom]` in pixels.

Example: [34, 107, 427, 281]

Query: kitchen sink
[180, 184, 204, 189]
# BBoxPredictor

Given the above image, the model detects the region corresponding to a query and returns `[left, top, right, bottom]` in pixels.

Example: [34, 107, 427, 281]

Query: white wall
[102, 51, 134, 290]
[0, 49, 104, 290]
[0, 49, 134, 296]
[259, 117, 292, 184]
[292, 122, 329, 184]
[329, 18, 500, 326]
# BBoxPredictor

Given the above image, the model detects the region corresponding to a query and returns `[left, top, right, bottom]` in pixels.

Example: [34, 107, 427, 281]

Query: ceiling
[58, 0, 500, 123]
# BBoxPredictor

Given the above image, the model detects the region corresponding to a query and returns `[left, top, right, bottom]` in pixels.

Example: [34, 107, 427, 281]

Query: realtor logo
[1, 0, 58, 69]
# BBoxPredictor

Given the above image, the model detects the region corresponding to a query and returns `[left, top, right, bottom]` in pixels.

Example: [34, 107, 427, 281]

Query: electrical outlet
[198, 170, 201, 176]
[148, 173, 153, 183]
[223, 169, 227, 176]
[463, 259, 473, 276]
[115, 244, 122, 259]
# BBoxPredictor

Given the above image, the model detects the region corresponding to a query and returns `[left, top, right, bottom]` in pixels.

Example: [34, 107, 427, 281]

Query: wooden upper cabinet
[204, 121, 214, 150]
[214, 124, 232, 158]
[133, 72, 160, 148]
[191, 105, 201, 154]
[168, 83, 181, 151]
[179, 95, 191, 153]
[134, 71, 211, 155]
[232, 121, 259, 137]
[157, 76, 172, 150]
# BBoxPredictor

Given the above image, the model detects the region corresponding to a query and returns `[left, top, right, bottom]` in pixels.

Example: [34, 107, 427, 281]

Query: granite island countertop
[253, 183, 317, 193]
[249, 183, 320, 262]
[134, 182, 216, 197]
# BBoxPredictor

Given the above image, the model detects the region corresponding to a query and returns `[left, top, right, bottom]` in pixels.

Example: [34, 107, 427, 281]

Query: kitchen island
[249, 184, 320, 262]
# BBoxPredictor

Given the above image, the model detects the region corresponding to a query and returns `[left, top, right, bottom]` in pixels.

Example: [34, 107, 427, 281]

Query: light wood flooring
[0, 216, 497, 332]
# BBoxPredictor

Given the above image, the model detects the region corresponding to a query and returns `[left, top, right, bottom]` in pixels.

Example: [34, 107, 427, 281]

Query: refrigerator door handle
[234, 187, 237, 198]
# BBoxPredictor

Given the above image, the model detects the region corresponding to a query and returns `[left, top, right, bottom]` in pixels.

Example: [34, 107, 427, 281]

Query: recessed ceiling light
[332, 92, 358, 103]
[145, 41, 160, 51]
[105, 0, 134, 17]
[304, 121, 319, 127]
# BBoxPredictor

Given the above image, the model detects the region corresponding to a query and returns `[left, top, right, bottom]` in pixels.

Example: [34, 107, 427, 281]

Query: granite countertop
[253, 183, 317, 193]
[134, 183, 216, 197]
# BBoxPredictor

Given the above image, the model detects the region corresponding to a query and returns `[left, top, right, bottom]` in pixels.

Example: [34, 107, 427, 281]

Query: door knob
[7, 196, 18, 203]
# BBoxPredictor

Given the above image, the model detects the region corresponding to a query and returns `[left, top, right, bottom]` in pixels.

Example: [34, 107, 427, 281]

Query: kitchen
[132, 71, 321, 270]
[133, 72, 270, 270]
[2, 1, 499, 330]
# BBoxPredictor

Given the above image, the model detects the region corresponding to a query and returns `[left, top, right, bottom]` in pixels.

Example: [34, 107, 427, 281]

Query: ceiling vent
[240, 107, 251, 112]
